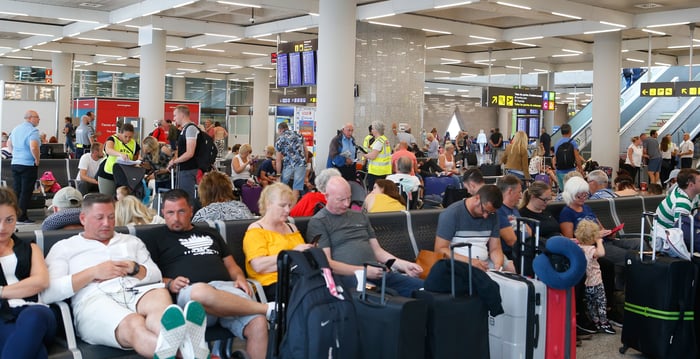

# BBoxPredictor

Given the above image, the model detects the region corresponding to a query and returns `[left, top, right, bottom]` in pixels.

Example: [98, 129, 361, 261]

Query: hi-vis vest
[368, 135, 392, 176]
[104, 135, 136, 174]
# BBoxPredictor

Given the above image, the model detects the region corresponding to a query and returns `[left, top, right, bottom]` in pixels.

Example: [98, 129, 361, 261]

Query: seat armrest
[53, 301, 83, 359]
[247, 279, 267, 304]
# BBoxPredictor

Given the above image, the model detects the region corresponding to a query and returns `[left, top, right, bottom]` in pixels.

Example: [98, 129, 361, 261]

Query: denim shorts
[282, 165, 306, 191]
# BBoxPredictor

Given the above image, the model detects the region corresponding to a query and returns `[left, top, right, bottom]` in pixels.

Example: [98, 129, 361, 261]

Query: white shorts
[73, 283, 163, 348]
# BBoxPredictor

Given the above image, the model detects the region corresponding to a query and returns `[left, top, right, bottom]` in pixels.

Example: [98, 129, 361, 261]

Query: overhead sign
[483, 87, 556, 110]
[279, 39, 318, 54]
[640, 82, 675, 97]
[676, 81, 700, 97]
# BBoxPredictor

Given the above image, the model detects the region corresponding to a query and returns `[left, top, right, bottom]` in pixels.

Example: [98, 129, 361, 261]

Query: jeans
[281, 165, 306, 191]
[11, 164, 38, 221]
[177, 168, 199, 200]
[65, 138, 76, 154]
[75, 146, 89, 158]
[0, 305, 57, 359]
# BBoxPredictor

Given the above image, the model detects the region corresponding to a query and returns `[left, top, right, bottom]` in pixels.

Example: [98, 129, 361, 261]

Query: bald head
[324, 176, 351, 215]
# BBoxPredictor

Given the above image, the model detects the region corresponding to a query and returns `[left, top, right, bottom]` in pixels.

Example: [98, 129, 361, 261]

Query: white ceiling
[0, 0, 699, 89]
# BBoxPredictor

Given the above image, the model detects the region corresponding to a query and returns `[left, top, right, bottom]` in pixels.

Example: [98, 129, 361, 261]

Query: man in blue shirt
[587, 170, 617, 199]
[7, 110, 41, 223]
[327, 123, 357, 181]
[496, 175, 531, 262]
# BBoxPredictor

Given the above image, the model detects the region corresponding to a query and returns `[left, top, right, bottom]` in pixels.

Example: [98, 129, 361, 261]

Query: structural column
[315, 0, 357, 170]
[138, 26, 166, 133]
[171, 76, 186, 100]
[0, 65, 13, 81]
[52, 52, 73, 140]
[591, 31, 622, 172]
[252, 68, 270, 153]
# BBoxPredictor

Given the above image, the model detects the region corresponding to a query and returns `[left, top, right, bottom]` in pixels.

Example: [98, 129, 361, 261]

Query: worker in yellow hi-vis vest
[363, 120, 392, 191]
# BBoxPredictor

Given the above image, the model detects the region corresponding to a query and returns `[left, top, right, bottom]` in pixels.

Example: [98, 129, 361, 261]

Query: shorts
[177, 281, 258, 338]
[647, 157, 662, 172]
[282, 165, 306, 191]
[73, 284, 160, 348]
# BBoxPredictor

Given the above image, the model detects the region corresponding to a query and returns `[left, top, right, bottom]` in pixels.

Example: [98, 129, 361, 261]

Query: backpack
[555, 138, 576, 169]
[270, 249, 360, 359]
[185, 124, 217, 172]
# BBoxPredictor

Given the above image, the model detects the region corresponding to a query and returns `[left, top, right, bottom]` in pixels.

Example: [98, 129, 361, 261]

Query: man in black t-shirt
[143, 189, 274, 359]
[489, 128, 503, 163]
[539, 127, 551, 157]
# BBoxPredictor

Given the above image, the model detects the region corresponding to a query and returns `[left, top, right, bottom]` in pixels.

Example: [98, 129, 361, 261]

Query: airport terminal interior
[2, 0, 700, 358]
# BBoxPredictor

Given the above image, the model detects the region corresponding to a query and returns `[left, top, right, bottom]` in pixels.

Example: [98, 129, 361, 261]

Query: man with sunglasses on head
[435, 184, 513, 272]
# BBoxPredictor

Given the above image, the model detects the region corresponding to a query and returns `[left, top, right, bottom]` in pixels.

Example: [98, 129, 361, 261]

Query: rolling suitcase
[353, 262, 428, 359]
[268, 249, 360, 359]
[620, 212, 697, 358]
[546, 287, 577, 359]
[487, 218, 547, 359]
[414, 242, 491, 359]
[465, 152, 478, 168]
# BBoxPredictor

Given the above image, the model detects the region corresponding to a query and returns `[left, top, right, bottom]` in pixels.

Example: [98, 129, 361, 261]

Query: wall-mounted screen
[528, 118, 540, 138]
[276, 53, 289, 87]
[302, 50, 316, 86]
[289, 52, 302, 87]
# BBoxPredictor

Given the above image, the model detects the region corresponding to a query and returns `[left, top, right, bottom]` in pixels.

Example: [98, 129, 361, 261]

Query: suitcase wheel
[619, 345, 628, 354]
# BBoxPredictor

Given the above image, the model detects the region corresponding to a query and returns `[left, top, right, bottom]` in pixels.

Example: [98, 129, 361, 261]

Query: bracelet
[165, 280, 172, 291]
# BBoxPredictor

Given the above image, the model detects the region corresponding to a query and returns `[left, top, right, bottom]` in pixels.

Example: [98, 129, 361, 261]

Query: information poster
[295, 107, 316, 153]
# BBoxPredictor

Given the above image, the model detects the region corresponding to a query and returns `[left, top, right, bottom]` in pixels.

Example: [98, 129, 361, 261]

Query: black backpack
[269, 249, 360, 359]
[555, 138, 576, 169]
[185, 124, 217, 172]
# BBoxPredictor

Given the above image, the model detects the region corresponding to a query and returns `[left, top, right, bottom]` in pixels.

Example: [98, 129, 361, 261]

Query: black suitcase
[413, 242, 491, 359]
[465, 152, 478, 167]
[620, 212, 697, 358]
[480, 164, 502, 176]
[353, 262, 428, 359]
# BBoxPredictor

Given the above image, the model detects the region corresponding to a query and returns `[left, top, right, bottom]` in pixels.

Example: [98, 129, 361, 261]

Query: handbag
[416, 250, 443, 279]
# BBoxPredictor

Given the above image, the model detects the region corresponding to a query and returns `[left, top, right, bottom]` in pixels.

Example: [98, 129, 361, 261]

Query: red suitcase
[546, 288, 577, 359]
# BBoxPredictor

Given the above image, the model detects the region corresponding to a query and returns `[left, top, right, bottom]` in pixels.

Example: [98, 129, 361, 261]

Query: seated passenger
[257, 146, 278, 187]
[496, 175, 531, 260]
[435, 185, 514, 272]
[0, 188, 56, 358]
[42, 194, 201, 358]
[42, 186, 84, 231]
[231, 144, 254, 190]
[306, 177, 424, 297]
[243, 183, 314, 300]
[143, 190, 274, 359]
[518, 181, 561, 238]
[192, 171, 254, 222]
[289, 168, 341, 217]
[115, 195, 165, 226]
[39, 171, 61, 194]
[387, 156, 421, 194]
[587, 170, 617, 199]
[363, 179, 406, 213]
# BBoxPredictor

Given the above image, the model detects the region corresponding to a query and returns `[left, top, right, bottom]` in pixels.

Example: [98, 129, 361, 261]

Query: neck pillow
[533, 236, 587, 289]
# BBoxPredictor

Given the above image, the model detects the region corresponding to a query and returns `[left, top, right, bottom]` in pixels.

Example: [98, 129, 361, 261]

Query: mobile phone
[609, 223, 625, 236]
[310, 234, 321, 246]
[384, 258, 396, 271]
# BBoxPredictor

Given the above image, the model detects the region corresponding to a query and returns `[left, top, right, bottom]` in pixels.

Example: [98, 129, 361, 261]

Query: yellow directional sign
[640, 81, 700, 97]
[484, 87, 555, 110]
[676, 81, 700, 97]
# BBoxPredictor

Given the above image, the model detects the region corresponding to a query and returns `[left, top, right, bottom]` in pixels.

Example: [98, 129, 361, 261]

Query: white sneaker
[154, 304, 187, 359]
[181, 301, 210, 359]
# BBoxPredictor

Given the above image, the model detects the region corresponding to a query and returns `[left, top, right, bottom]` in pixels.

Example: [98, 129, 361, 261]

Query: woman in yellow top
[363, 179, 406, 213]
[501, 130, 530, 183]
[96, 123, 140, 196]
[243, 183, 313, 300]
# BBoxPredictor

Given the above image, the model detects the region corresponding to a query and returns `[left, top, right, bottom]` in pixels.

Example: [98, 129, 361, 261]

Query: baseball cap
[665, 169, 680, 184]
[49, 187, 83, 210]
[40, 171, 56, 181]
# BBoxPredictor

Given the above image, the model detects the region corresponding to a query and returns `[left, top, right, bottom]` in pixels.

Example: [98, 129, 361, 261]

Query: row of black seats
[17, 194, 666, 358]
[1, 158, 81, 189]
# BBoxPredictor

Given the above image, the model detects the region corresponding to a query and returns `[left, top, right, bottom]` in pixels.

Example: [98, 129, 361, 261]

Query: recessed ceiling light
[79, 2, 103, 8]
[634, 3, 662, 9]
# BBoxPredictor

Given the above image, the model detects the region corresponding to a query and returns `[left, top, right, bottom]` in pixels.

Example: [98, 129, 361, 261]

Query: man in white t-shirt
[679, 133, 694, 169]
[77, 142, 104, 195]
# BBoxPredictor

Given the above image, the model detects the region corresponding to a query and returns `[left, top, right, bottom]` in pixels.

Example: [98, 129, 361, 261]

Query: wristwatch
[129, 261, 141, 276]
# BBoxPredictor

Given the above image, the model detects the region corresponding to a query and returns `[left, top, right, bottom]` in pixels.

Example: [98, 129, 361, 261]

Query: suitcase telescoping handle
[450, 242, 473, 298]
[514, 217, 540, 277]
[361, 262, 391, 305]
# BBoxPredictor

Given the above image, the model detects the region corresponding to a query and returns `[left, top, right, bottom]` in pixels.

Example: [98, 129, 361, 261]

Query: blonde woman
[438, 142, 459, 175]
[502, 131, 530, 181]
[115, 195, 164, 226]
[141, 136, 172, 194]
[231, 143, 254, 190]
[243, 183, 312, 299]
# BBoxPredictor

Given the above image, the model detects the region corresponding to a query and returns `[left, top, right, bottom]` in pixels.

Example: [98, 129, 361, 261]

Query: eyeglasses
[480, 201, 497, 216]
[575, 192, 589, 200]
[537, 196, 552, 203]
